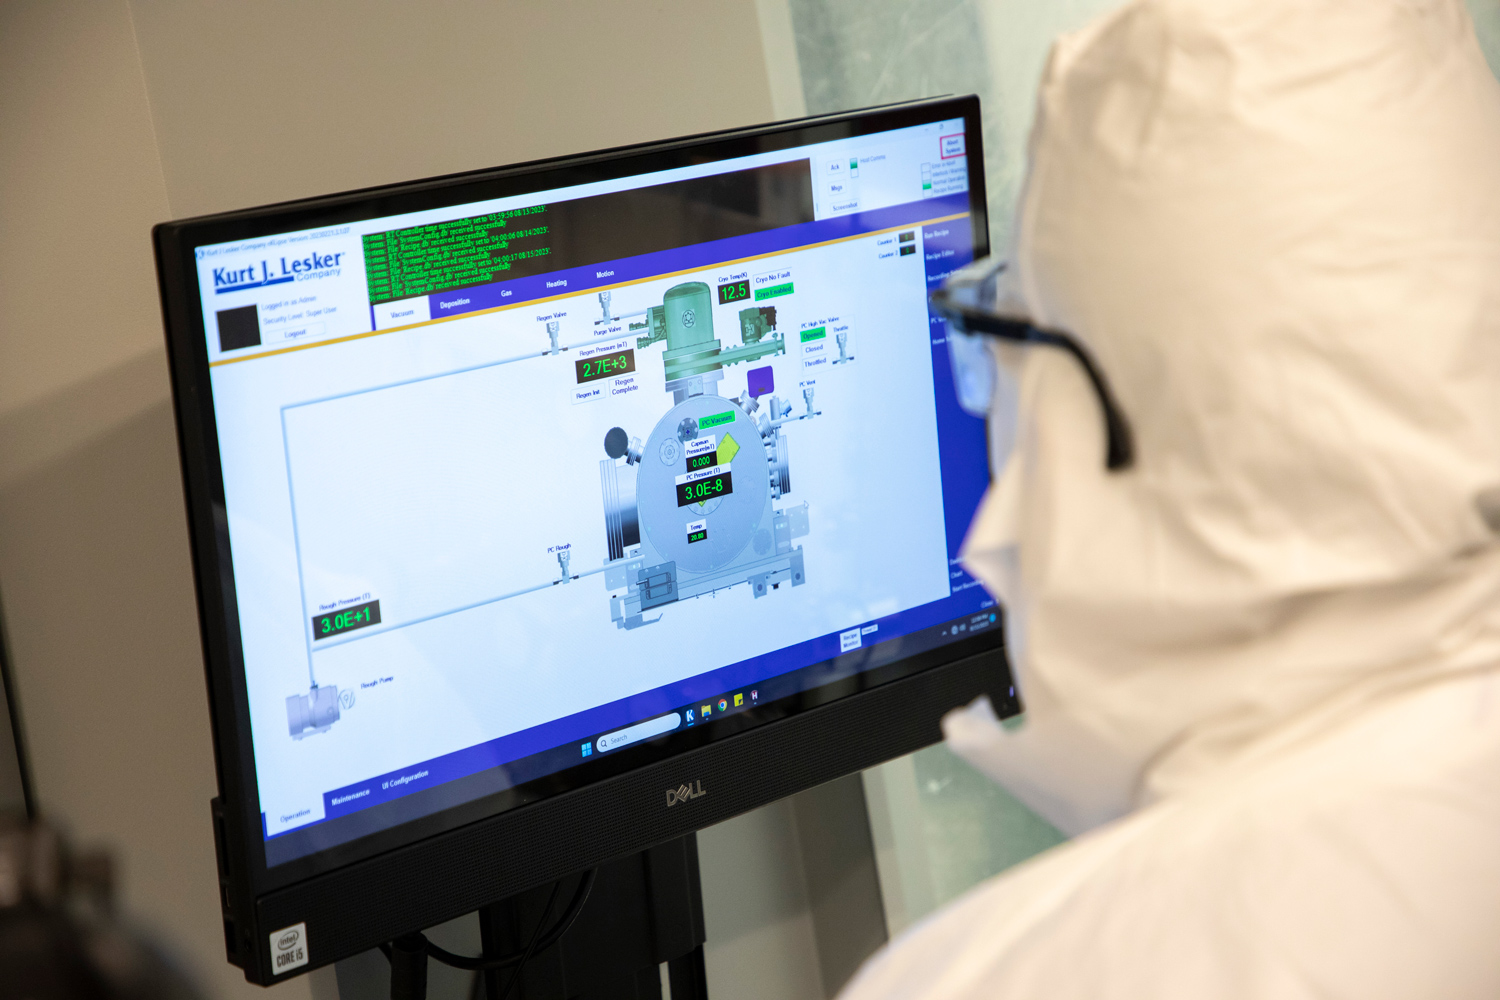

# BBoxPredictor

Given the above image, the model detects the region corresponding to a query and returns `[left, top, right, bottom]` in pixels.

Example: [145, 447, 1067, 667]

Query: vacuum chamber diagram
[286, 275, 830, 736]
[597, 281, 817, 629]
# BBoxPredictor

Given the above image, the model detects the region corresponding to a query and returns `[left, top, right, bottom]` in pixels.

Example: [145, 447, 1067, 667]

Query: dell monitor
[152, 95, 1013, 985]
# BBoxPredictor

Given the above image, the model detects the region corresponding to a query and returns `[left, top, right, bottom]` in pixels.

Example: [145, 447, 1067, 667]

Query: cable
[381, 863, 597, 995]
[382, 868, 598, 1000]
[496, 880, 561, 1000]
[387, 933, 429, 1000]
[423, 869, 597, 972]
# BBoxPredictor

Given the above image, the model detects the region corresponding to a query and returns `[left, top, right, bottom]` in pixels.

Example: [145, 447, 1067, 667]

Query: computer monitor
[153, 95, 1013, 985]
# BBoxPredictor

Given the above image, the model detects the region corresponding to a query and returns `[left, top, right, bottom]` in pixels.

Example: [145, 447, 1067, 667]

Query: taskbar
[261, 605, 1007, 868]
[585, 608, 1005, 758]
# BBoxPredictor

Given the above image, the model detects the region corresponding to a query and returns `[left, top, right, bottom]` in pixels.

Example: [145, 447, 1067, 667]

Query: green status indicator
[312, 599, 381, 641]
[677, 471, 734, 507]
[698, 410, 735, 430]
[575, 349, 636, 384]
[800, 327, 826, 343]
[717, 279, 751, 305]
[755, 282, 794, 302]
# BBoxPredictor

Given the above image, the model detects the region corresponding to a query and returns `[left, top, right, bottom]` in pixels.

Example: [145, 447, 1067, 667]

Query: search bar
[596, 712, 681, 753]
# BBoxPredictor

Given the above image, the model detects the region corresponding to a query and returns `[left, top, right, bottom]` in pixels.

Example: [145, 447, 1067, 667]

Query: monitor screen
[156, 99, 1004, 950]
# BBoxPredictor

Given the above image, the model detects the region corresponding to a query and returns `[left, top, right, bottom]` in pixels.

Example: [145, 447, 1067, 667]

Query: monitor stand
[475, 833, 709, 1000]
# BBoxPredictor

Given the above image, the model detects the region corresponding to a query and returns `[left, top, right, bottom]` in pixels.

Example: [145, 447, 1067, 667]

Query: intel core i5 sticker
[271, 922, 308, 975]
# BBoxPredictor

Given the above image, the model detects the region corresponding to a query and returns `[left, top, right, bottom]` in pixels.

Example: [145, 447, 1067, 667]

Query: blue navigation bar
[413, 193, 971, 324]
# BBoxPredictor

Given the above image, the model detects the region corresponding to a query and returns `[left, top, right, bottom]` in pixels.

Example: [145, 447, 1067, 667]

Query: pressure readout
[575, 349, 636, 384]
[676, 470, 734, 507]
[686, 450, 718, 472]
[717, 279, 751, 305]
[312, 599, 381, 641]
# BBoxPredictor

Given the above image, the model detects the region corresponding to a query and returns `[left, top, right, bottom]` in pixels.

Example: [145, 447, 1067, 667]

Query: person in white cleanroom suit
[841, 0, 1500, 997]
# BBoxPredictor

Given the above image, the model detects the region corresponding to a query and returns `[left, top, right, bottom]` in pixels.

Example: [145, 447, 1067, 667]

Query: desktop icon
[751, 689, 758, 702]
[733, 693, 744, 707]
[718, 698, 728, 713]
[686, 708, 694, 723]
[581, 742, 592, 757]
[702, 703, 712, 717]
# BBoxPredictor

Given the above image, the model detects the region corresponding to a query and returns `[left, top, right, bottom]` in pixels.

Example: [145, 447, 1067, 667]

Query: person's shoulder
[841, 669, 1500, 1000]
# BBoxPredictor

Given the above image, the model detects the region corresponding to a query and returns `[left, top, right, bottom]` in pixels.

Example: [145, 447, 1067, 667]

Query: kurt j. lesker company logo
[665, 780, 706, 807]
[212, 251, 345, 294]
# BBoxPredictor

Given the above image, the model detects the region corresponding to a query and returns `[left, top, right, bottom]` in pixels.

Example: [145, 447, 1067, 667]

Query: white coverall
[841, 0, 1500, 996]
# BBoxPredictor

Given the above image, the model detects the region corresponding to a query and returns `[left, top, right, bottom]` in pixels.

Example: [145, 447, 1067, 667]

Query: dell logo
[665, 780, 706, 807]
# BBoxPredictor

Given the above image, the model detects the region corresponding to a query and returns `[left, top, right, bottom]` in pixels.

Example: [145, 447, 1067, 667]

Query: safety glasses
[930, 256, 1135, 471]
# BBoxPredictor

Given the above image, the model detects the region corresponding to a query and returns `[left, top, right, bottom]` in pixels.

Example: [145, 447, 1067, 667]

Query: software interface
[193, 118, 992, 864]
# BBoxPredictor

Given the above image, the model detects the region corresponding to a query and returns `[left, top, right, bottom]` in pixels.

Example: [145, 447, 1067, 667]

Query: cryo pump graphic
[288, 279, 823, 737]
[599, 280, 818, 630]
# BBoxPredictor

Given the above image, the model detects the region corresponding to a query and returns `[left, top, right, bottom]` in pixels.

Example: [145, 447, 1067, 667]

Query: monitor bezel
[153, 95, 1007, 983]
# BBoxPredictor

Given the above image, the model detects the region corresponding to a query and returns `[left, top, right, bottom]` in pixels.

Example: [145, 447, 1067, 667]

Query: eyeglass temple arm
[935, 297, 1136, 471]
[1027, 329, 1135, 471]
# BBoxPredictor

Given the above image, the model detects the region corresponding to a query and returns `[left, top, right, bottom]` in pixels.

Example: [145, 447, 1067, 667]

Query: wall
[0, 630, 26, 813]
[126, 1, 774, 219]
[0, 2, 774, 996]
[0, 0, 199, 989]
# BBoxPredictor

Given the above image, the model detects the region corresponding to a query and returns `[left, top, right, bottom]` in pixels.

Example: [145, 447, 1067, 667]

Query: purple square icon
[747, 366, 775, 399]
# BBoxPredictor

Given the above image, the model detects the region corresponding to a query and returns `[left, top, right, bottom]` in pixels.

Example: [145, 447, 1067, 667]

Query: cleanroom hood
[955, 0, 1500, 835]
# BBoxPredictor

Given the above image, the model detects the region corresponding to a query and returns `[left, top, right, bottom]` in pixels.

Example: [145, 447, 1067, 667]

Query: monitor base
[474, 833, 708, 1000]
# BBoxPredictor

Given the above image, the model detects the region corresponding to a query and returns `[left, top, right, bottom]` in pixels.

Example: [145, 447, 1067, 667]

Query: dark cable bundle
[381, 869, 596, 1000]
